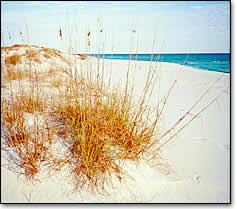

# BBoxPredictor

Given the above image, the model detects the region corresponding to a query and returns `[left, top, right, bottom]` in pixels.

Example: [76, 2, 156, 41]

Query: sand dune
[1, 46, 230, 203]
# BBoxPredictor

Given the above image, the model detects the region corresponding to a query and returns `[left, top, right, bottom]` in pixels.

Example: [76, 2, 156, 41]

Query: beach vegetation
[5, 54, 22, 65]
[1, 23, 225, 195]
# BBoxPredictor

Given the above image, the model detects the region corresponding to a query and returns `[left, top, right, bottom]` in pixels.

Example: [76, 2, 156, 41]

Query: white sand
[1, 47, 230, 203]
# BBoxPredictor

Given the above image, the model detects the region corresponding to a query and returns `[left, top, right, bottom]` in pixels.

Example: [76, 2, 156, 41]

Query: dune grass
[2, 68, 30, 82]
[1, 96, 50, 180]
[1, 27, 226, 195]
[1, 43, 163, 191]
[5, 54, 22, 65]
[52, 81, 158, 191]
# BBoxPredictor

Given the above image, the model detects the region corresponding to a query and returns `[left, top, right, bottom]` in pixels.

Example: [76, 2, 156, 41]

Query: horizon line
[78, 52, 230, 55]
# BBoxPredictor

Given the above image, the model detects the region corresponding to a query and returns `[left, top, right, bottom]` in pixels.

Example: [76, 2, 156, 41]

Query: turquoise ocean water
[85, 53, 230, 73]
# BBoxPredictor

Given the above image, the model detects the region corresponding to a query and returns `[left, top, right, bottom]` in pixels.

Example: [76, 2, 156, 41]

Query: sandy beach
[1, 46, 230, 203]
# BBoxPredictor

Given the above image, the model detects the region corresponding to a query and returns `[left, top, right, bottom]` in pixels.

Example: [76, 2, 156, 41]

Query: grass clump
[5, 54, 22, 65]
[1, 96, 50, 180]
[53, 98, 127, 192]
[50, 68, 162, 192]
[2, 69, 29, 81]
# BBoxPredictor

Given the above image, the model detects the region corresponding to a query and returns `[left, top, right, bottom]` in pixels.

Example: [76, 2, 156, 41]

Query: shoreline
[88, 56, 230, 74]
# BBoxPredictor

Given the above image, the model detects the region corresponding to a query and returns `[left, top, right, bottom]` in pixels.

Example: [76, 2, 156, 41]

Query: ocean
[85, 53, 230, 73]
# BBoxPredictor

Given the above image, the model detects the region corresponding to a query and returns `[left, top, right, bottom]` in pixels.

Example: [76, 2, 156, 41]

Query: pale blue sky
[1, 1, 230, 53]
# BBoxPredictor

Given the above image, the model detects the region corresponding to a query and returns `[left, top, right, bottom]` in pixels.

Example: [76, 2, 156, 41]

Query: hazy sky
[1, 1, 230, 53]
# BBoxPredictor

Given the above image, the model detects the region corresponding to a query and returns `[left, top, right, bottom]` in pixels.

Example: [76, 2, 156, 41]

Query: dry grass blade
[156, 86, 227, 152]
[150, 74, 225, 150]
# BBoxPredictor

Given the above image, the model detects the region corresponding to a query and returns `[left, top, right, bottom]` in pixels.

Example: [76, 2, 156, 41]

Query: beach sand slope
[1, 49, 230, 203]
